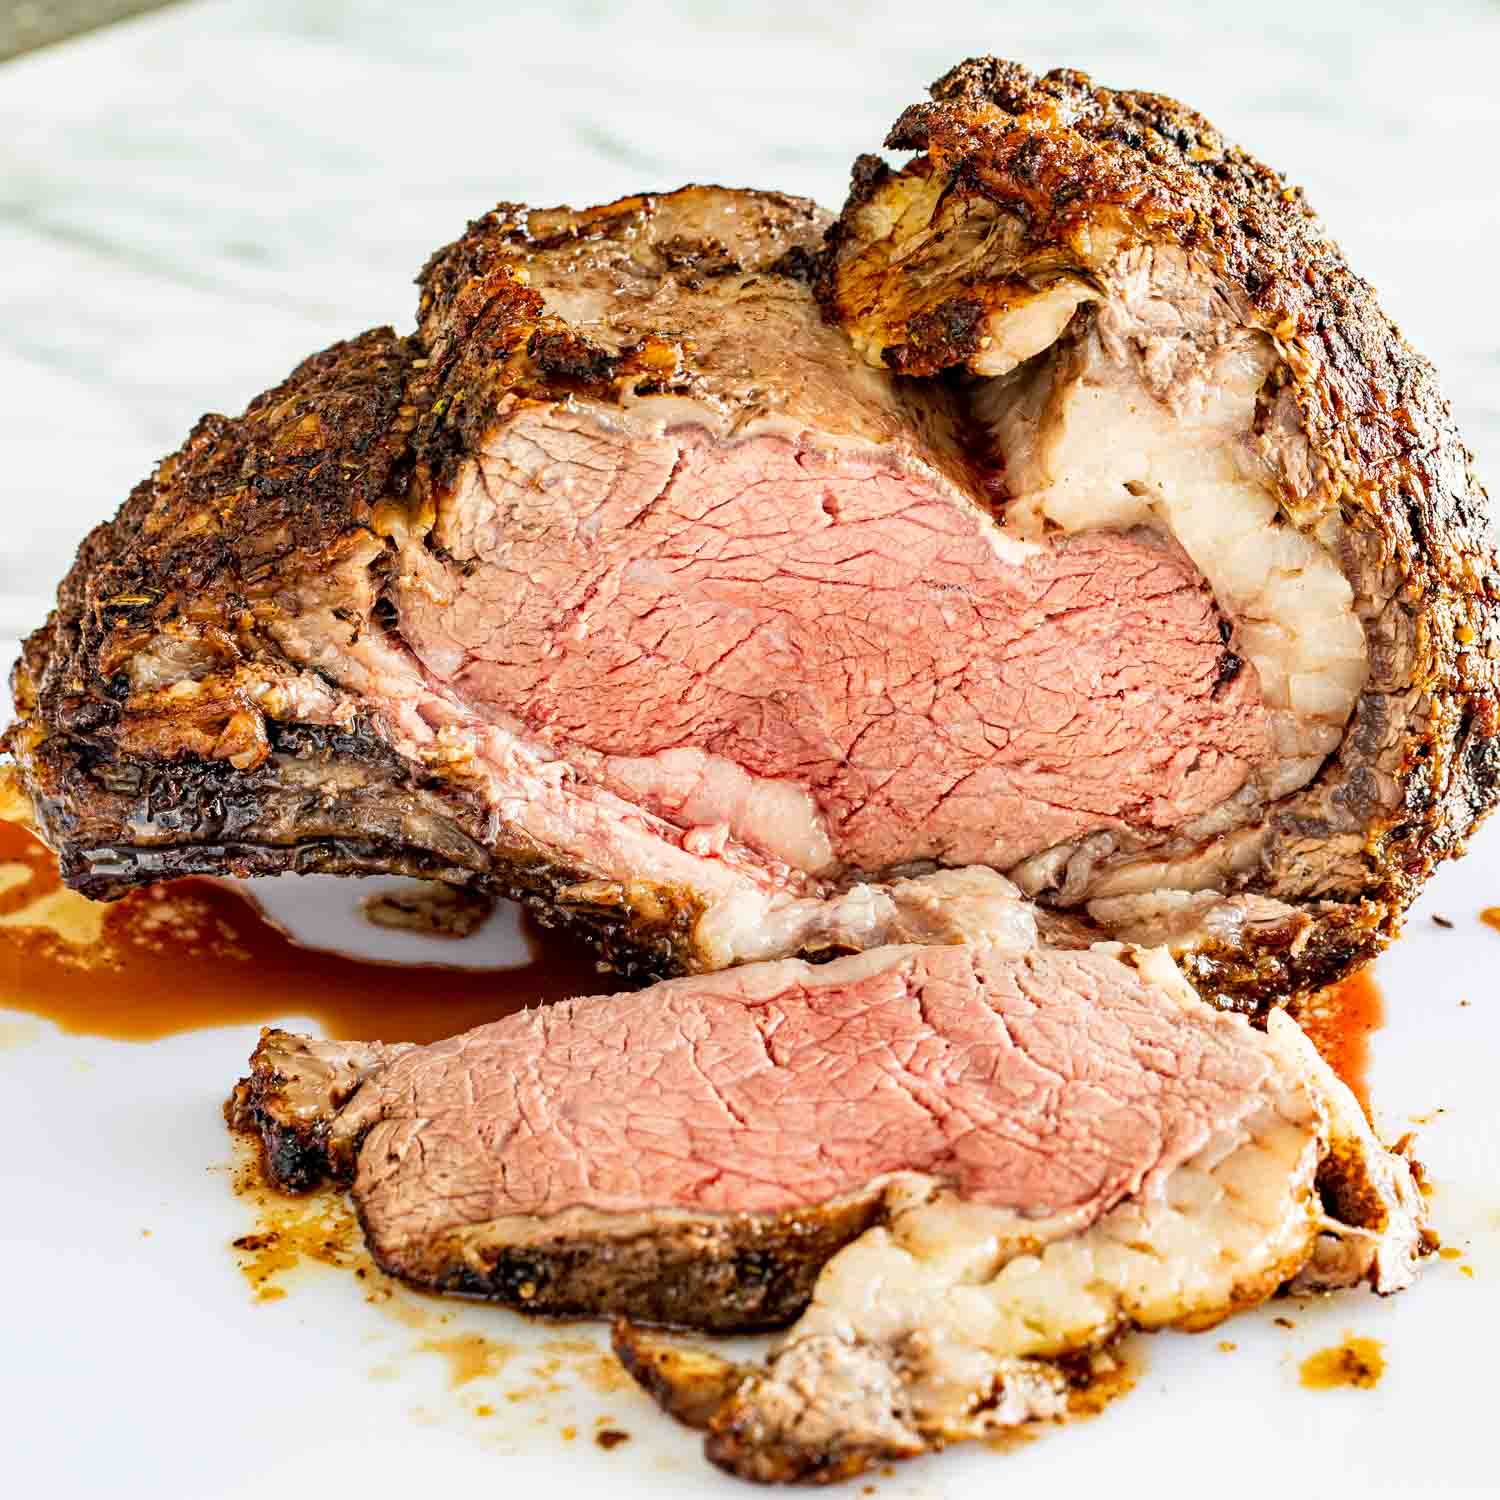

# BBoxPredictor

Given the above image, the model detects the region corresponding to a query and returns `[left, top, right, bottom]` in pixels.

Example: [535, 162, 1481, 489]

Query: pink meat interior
[351, 941, 1277, 1245]
[394, 421, 1268, 878]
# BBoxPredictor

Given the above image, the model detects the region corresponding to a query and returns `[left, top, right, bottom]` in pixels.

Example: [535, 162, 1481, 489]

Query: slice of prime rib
[228, 888, 1424, 1480]
[8, 70, 1498, 1004]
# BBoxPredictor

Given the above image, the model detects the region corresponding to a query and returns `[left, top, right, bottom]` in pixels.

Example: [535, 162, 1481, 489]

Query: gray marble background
[2, 0, 1497, 639]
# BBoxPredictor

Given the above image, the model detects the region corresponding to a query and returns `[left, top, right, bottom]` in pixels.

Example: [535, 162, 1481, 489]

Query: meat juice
[0, 815, 1386, 1115]
[0, 819, 601, 1043]
[1291, 969, 1385, 1120]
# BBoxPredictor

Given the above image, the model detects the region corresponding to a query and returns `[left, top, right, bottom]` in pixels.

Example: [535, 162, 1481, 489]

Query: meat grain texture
[8, 65, 1498, 1005]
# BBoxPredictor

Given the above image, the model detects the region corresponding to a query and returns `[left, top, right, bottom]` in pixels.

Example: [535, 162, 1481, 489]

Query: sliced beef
[229, 927, 1423, 1475]
[615, 1002, 1423, 1481]
[5, 187, 1275, 983]
[11, 103, 1497, 1001]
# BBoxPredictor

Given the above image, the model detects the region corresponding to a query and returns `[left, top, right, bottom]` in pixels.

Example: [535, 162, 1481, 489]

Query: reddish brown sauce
[1293, 969, 1384, 1118]
[0, 812, 1393, 1123]
[1480, 906, 1500, 934]
[0, 819, 604, 1043]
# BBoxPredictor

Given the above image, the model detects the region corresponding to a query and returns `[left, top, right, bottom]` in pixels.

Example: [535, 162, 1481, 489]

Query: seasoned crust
[13, 189, 830, 776]
[407, 1196, 885, 1334]
[408, 186, 835, 493]
[11, 326, 412, 734]
[226, 1028, 410, 1192]
[818, 59, 1500, 1002]
[8, 124, 1496, 1007]
[5, 326, 416, 856]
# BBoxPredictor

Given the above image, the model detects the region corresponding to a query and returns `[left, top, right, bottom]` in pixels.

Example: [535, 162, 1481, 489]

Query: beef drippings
[1298, 1336, 1385, 1390]
[1293, 969, 1385, 1119]
[0, 814, 1390, 1115]
[0, 819, 602, 1043]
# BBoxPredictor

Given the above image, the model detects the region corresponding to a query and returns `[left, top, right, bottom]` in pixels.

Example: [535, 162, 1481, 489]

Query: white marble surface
[1, 0, 1498, 638]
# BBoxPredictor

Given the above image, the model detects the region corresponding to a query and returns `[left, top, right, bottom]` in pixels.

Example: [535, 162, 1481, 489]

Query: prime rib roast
[8, 68, 1498, 1004]
[7, 56, 1492, 1483]
[230, 873, 1423, 1479]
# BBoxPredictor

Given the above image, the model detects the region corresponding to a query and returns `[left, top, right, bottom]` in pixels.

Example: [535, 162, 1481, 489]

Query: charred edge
[258, 1115, 338, 1194]
[25, 716, 451, 876]
[20, 711, 705, 977]
[610, 1321, 744, 1432]
[65, 835, 484, 896]
[410, 1214, 880, 1335]
[1178, 920, 1380, 1015]
[1213, 650, 1244, 694]
[13, 326, 417, 735]
[704, 1420, 904, 1487]
[224, 1083, 341, 1195]
[820, 56, 1500, 958]
[702, 1339, 1127, 1484]
[765, 244, 821, 284]
[847, 152, 896, 210]
[69, 832, 692, 981]
[882, 297, 988, 374]
[812, 154, 895, 319]
[1314, 1143, 1392, 1238]
[656, 234, 742, 278]
[389, 1197, 888, 1335]
[526, 327, 619, 384]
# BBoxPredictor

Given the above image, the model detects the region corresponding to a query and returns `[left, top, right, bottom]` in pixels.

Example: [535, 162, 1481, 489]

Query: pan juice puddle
[1298, 1335, 1385, 1390]
[1291, 969, 1384, 1119]
[230, 1152, 365, 1304]
[0, 818, 602, 1043]
[0, 817, 1389, 1131]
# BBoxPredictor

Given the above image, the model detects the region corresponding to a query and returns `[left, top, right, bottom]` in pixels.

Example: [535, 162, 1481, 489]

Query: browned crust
[617, 1212, 1324, 1482]
[0, 326, 705, 970]
[10, 326, 411, 729]
[407, 186, 829, 493]
[1179, 901, 1383, 1014]
[3, 192, 818, 979]
[225, 1027, 402, 1191]
[9, 102, 1497, 1006]
[614, 1321, 1117, 1484]
[610, 1321, 745, 1431]
[701, 1396, 918, 1485]
[818, 59, 1500, 1004]
[5, 327, 419, 881]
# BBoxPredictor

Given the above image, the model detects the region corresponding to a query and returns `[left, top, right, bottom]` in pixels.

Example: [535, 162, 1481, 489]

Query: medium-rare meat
[11, 69, 1497, 1001]
[614, 1002, 1419, 1481]
[228, 914, 1423, 1478]
[816, 58, 1500, 998]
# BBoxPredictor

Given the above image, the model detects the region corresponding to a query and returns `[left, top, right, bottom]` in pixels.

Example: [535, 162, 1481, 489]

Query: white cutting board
[1, 635, 1496, 1497]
